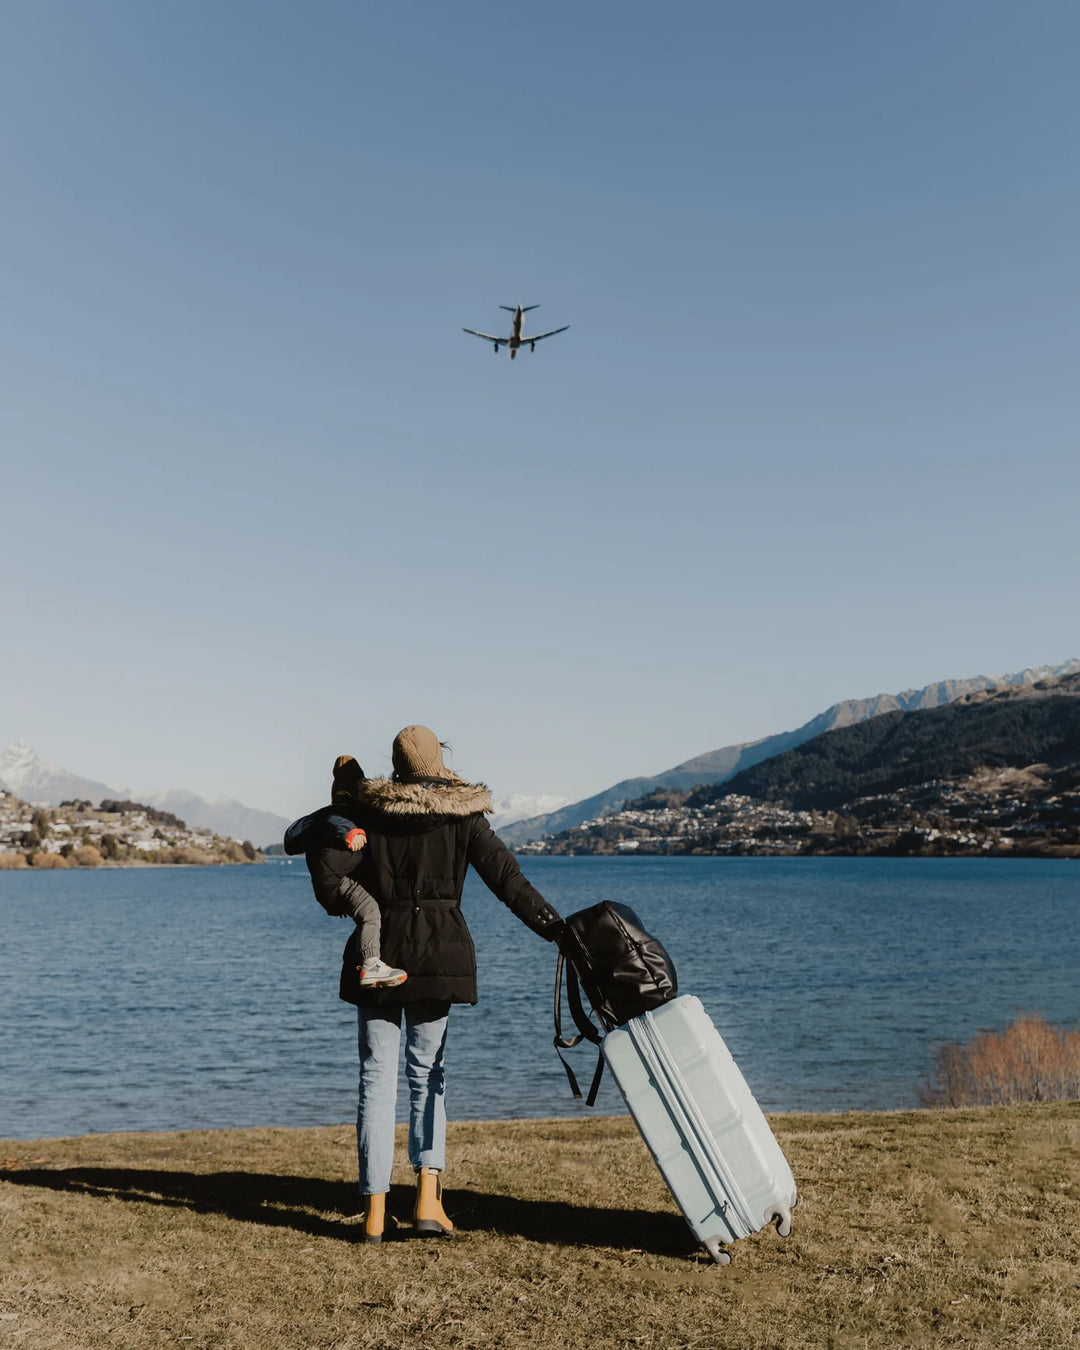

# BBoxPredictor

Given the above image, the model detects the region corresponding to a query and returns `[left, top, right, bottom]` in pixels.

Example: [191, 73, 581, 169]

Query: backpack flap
[564, 901, 678, 1029]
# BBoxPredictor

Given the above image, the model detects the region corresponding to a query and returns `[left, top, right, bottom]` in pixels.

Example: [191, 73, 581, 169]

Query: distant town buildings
[0, 792, 260, 867]
[518, 770, 1080, 859]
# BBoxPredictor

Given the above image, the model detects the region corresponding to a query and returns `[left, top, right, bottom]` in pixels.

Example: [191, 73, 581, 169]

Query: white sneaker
[359, 958, 408, 988]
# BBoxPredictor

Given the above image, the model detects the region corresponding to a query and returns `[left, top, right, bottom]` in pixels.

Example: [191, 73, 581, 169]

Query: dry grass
[921, 1014, 1080, 1107]
[0, 853, 28, 870]
[2, 1105, 1079, 1349]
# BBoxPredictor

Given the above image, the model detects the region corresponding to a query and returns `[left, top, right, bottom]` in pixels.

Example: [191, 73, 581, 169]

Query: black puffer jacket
[332, 776, 561, 1006]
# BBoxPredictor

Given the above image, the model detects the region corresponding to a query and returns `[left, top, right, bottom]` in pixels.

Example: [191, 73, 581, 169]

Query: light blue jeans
[356, 1000, 451, 1195]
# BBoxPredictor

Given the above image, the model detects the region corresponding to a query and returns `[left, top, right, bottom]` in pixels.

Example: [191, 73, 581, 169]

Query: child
[283, 755, 406, 988]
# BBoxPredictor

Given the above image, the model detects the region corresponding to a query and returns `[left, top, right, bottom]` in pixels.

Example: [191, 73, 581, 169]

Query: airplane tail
[501, 304, 540, 312]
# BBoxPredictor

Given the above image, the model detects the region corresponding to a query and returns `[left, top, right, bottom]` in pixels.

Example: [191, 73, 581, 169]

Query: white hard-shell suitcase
[602, 994, 797, 1264]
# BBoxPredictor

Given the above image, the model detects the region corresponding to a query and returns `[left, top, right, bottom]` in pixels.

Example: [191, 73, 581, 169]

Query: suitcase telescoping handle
[553, 949, 606, 1107]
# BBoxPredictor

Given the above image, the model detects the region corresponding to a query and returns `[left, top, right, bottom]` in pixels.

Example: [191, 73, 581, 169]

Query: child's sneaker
[359, 958, 407, 988]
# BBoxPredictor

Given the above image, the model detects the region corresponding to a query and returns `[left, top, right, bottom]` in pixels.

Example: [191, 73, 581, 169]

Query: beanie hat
[331, 754, 365, 803]
[392, 726, 453, 781]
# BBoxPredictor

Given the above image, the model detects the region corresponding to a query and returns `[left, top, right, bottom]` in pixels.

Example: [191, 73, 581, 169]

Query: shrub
[0, 852, 28, 869]
[99, 799, 187, 829]
[28, 852, 71, 869]
[155, 846, 215, 866]
[72, 844, 104, 867]
[919, 1013, 1080, 1107]
[99, 833, 123, 860]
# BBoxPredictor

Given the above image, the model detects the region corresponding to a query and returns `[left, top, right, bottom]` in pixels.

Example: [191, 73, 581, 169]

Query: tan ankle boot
[361, 1193, 386, 1244]
[413, 1167, 454, 1236]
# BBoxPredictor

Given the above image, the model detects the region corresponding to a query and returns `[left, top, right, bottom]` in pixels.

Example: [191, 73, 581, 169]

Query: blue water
[1, 857, 1077, 1139]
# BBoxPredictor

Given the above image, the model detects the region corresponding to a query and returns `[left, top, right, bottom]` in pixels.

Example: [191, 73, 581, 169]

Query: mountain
[0, 741, 123, 806]
[496, 659, 1080, 845]
[0, 742, 289, 847]
[488, 793, 571, 832]
[704, 670, 1080, 811]
[530, 672, 1080, 857]
[136, 790, 289, 849]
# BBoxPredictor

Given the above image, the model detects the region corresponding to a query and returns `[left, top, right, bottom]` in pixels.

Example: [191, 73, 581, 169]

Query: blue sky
[2, 1, 1078, 816]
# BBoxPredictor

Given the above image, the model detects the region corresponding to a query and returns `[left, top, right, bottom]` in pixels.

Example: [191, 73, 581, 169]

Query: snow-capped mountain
[0, 741, 123, 806]
[0, 742, 289, 847]
[488, 793, 571, 832]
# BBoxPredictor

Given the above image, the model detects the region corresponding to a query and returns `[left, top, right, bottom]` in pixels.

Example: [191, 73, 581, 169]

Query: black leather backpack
[553, 901, 678, 1104]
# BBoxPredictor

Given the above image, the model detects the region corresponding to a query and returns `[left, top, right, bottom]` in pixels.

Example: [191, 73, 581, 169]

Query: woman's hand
[540, 918, 566, 943]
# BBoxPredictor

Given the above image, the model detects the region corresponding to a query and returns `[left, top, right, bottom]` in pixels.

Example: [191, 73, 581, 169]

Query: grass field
[2, 1104, 1079, 1349]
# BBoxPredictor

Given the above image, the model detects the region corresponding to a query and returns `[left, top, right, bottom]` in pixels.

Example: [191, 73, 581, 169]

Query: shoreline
[515, 847, 1080, 858]
[0, 1098, 1041, 1150]
[0, 857, 265, 872]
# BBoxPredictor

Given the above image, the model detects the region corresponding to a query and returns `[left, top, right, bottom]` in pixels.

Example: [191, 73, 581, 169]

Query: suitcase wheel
[702, 1236, 732, 1266]
[764, 1203, 793, 1237]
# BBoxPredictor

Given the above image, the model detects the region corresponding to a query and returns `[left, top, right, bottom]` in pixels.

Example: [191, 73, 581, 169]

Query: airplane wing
[462, 328, 505, 343]
[524, 326, 570, 343]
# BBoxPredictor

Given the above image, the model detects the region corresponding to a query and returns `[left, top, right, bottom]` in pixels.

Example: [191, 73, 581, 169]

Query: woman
[334, 725, 562, 1243]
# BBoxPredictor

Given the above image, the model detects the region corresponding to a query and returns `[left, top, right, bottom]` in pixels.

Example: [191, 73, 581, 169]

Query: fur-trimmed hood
[354, 777, 493, 819]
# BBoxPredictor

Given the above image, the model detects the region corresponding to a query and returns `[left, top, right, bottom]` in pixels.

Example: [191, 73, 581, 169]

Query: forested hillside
[521, 675, 1080, 857]
[498, 661, 1080, 845]
[693, 678, 1080, 812]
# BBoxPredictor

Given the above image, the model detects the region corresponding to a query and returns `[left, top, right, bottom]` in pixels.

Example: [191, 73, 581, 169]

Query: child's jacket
[283, 805, 379, 924]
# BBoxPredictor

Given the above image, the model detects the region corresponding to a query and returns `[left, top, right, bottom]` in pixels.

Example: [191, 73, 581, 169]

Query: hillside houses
[0, 792, 261, 867]
[518, 793, 825, 856]
[520, 770, 1080, 859]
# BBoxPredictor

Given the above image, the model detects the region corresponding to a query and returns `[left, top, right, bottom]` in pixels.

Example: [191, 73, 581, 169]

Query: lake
[1, 856, 1077, 1139]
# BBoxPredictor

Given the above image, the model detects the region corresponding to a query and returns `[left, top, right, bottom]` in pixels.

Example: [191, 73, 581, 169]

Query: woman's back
[339, 771, 560, 1006]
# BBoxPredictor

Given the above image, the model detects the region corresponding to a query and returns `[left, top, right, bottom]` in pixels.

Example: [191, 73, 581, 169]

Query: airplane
[462, 303, 570, 359]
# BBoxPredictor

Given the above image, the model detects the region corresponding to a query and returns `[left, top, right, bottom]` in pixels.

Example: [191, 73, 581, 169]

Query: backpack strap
[553, 950, 606, 1106]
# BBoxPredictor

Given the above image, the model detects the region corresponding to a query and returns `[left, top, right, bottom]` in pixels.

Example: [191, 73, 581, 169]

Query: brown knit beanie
[331, 754, 365, 803]
[392, 726, 453, 781]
